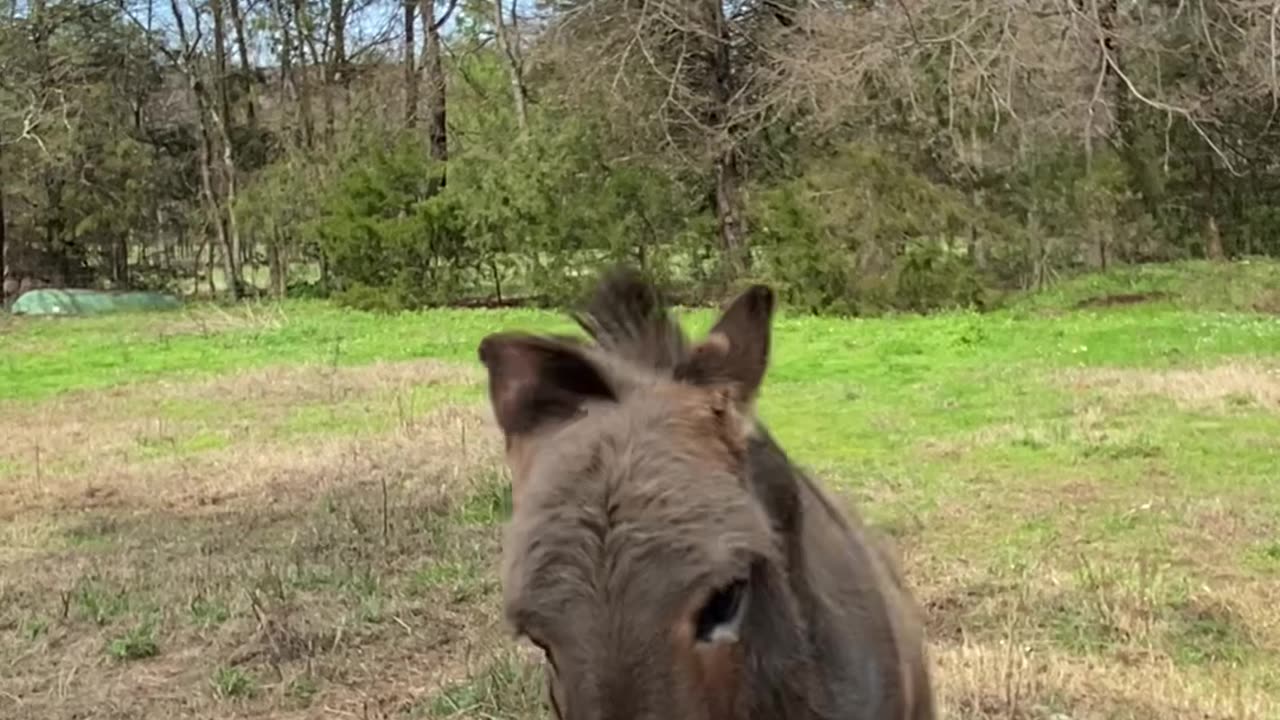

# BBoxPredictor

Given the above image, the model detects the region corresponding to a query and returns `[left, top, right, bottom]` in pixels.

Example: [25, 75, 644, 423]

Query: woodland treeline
[3, 0, 1280, 313]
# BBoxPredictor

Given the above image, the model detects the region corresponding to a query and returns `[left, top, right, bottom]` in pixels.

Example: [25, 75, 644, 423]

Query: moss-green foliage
[307, 70, 708, 313]
[314, 134, 464, 309]
[10, 0, 1280, 323]
[747, 145, 1008, 314]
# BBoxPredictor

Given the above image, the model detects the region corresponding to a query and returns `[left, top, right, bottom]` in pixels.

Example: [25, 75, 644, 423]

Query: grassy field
[2, 260, 1279, 719]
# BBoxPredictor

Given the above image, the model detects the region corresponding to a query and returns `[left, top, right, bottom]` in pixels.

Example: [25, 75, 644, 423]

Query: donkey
[477, 267, 934, 720]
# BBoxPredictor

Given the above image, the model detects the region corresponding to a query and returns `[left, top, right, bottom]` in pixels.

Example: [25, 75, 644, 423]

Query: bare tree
[292, 0, 334, 149]
[1, 141, 7, 305]
[209, 0, 246, 293]
[492, 0, 528, 133]
[403, 0, 417, 126]
[420, 0, 448, 167]
[418, 0, 456, 190]
[271, 0, 314, 147]
[228, 0, 258, 126]
[326, 0, 347, 142]
[165, 0, 243, 299]
[542, 0, 802, 275]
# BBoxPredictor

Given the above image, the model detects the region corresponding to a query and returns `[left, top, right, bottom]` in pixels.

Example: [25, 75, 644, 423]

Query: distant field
[2, 261, 1279, 719]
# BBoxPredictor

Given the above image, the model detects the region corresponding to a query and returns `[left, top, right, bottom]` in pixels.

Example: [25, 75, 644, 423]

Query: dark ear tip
[477, 334, 509, 367]
[744, 285, 775, 315]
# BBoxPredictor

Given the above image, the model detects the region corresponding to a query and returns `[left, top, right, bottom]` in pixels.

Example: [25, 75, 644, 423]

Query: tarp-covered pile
[11, 288, 181, 316]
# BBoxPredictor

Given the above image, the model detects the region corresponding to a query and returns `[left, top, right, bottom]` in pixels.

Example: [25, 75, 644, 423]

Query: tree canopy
[3, 0, 1278, 313]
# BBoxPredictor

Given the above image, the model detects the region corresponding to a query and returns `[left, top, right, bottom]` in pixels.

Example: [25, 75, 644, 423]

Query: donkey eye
[694, 579, 748, 643]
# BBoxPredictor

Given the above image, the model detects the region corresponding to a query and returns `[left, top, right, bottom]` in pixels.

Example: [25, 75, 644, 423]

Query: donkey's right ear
[676, 284, 775, 405]
[478, 333, 617, 440]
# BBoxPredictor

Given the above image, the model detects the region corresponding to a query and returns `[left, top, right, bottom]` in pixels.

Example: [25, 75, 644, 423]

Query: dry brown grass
[933, 638, 1275, 719]
[1062, 361, 1280, 412]
[1253, 288, 1280, 315]
[0, 359, 507, 719]
[0, 359, 483, 521]
[136, 302, 291, 338]
[909, 548, 1280, 720]
[3, 355, 1277, 719]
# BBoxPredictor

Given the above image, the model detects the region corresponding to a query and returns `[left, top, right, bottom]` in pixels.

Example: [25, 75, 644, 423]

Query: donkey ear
[676, 285, 775, 402]
[478, 333, 617, 439]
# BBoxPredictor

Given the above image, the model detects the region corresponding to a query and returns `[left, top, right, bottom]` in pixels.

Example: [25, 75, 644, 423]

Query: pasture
[2, 262, 1279, 719]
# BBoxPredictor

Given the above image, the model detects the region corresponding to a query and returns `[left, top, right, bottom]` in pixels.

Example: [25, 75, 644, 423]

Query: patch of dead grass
[185, 358, 480, 406]
[138, 303, 290, 338]
[0, 357, 510, 718]
[5, 352, 1279, 718]
[0, 402, 498, 530]
[1062, 361, 1280, 412]
[918, 402, 1153, 462]
[1253, 288, 1280, 315]
[0, 397, 510, 720]
[911, 549, 1280, 719]
[934, 638, 1275, 719]
[0, 359, 484, 507]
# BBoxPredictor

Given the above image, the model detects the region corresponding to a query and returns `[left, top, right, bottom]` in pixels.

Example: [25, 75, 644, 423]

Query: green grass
[1007, 257, 1280, 313]
[3, 260, 1279, 718]
[424, 652, 546, 719]
[188, 596, 231, 628]
[107, 619, 159, 661]
[211, 666, 257, 699]
[0, 300, 558, 402]
[5, 260, 1278, 403]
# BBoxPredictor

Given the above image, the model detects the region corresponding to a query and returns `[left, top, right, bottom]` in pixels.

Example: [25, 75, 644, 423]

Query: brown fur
[478, 267, 935, 720]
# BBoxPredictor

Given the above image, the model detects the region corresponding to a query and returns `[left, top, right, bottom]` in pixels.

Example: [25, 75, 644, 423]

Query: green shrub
[747, 144, 1008, 315]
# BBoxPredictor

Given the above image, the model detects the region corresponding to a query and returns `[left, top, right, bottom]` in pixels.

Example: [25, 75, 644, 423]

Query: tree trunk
[228, 0, 258, 127]
[114, 233, 129, 287]
[210, 0, 233, 135]
[403, 0, 417, 127]
[329, 0, 348, 116]
[0, 147, 8, 307]
[209, 0, 245, 295]
[206, 230, 218, 296]
[714, 155, 746, 274]
[198, 107, 240, 300]
[46, 177, 70, 283]
[1205, 215, 1224, 261]
[295, 0, 327, 149]
[1203, 153, 1224, 261]
[173, 0, 240, 300]
[1097, 0, 1121, 271]
[420, 0, 448, 178]
[268, 225, 285, 298]
[492, 0, 527, 133]
[704, 0, 746, 275]
[218, 119, 246, 295]
[321, 0, 345, 148]
[158, 205, 170, 272]
[274, 0, 312, 147]
[329, 0, 346, 82]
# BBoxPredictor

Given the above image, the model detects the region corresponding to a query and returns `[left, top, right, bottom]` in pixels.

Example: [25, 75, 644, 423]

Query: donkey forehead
[500, 408, 778, 629]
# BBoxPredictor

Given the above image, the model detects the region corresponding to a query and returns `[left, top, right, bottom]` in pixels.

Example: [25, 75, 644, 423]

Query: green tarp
[10, 289, 182, 316]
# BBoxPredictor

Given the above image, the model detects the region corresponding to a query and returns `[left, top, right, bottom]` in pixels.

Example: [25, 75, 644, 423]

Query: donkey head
[478, 271, 814, 720]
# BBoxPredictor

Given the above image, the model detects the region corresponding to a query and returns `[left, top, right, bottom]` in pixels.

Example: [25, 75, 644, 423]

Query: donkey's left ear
[676, 284, 775, 405]
[478, 333, 616, 440]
